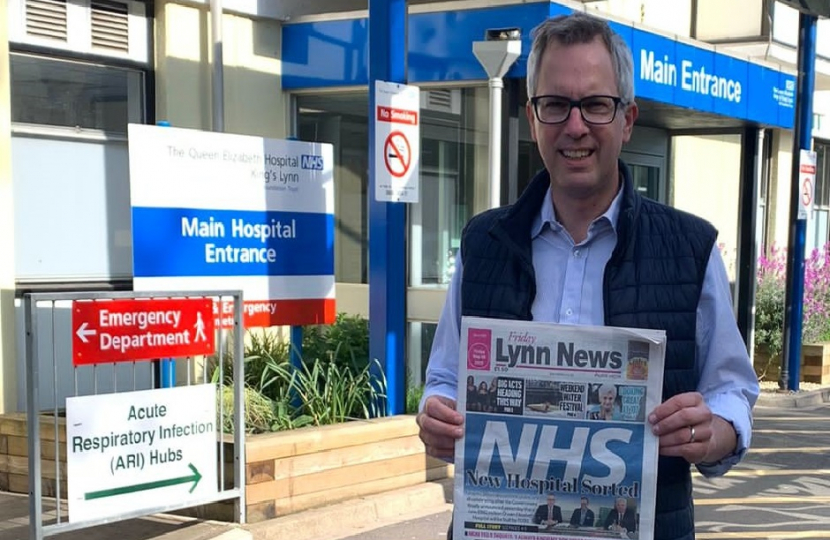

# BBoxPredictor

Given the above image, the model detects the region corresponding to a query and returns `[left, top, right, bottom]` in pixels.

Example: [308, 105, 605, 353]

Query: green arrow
[84, 463, 202, 500]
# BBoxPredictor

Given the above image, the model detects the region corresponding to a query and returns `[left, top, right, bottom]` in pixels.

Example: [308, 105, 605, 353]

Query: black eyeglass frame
[529, 94, 626, 125]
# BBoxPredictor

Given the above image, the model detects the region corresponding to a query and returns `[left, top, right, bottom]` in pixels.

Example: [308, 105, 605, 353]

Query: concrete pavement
[2, 387, 826, 540]
[755, 385, 830, 408]
[0, 490, 251, 540]
[0, 476, 453, 540]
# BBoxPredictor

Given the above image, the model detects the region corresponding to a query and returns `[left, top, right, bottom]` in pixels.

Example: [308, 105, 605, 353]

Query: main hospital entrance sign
[127, 124, 336, 328]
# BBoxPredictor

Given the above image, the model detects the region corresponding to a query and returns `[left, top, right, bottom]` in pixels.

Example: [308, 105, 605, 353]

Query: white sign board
[66, 384, 218, 523]
[798, 149, 817, 220]
[374, 80, 420, 203]
[128, 124, 335, 328]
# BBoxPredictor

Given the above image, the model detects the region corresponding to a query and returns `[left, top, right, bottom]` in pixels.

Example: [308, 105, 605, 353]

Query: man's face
[547, 496, 555, 506]
[580, 499, 588, 509]
[601, 391, 616, 412]
[526, 37, 637, 204]
[615, 499, 626, 512]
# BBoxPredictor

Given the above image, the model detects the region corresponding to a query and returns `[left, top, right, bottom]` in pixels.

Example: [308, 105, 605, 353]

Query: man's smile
[560, 149, 594, 159]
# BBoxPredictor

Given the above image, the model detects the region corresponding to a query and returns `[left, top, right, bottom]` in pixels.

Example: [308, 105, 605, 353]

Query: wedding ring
[688, 425, 696, 444]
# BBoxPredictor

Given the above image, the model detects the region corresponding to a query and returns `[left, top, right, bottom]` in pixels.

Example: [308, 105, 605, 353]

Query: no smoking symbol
[384, 131, 411, 178]
[802, 176, 813, 207]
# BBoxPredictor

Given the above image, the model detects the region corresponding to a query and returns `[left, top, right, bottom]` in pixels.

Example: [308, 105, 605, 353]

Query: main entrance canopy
[282, 1, 795, 130]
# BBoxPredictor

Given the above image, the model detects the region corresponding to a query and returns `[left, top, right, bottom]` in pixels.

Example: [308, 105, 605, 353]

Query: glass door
[621, 151, 666, 204]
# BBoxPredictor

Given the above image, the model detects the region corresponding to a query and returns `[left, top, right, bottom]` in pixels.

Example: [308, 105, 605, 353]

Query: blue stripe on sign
[132, 207, 334, 277]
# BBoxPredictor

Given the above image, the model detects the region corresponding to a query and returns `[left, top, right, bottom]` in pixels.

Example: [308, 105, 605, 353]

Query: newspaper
[454, 317, 666, 540]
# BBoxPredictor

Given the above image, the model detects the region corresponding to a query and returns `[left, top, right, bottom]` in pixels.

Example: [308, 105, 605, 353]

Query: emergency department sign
[374, 81, 420, 203]
[72, 298, 215, 365]
[128, 124, 335, 327]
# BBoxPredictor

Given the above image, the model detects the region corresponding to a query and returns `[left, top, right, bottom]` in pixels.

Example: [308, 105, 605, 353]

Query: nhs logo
[301, 155, 324, 170]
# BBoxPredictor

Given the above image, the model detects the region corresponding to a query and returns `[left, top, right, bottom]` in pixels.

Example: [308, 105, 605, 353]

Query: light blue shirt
[422, 186, 760, 477]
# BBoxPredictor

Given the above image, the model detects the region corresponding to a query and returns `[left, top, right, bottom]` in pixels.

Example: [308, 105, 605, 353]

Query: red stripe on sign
[215, 299, 337, 328]
[376, 106, 418, 125]
[245, 299, 336, 327]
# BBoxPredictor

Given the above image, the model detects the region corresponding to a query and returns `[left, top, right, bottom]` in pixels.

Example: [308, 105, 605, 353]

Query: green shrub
[302, 313, 370, 372]
[754, 244, 830, 380]
[217, 385, 275, 434]
[209, 330, 291, 403]
[755, 269, 786, 378]
[259, 354, 386, 426]
[210, 313, 382, 432]
[406, 384, 425, 414]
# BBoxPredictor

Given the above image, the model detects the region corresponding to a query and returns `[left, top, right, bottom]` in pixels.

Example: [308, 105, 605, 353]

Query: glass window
[815, 141, 830, 208]
[10, 53, 145, 134]
[407, 321, 438, 388]
[298, 93, 370, 284]
[298, 88, 485, 286]
[628, 163, 660, 200]
[410, 88, 485, 287]
[810, 140, 830, 252]
[518, 84, 546, 197]
[757, 131, 772, 254]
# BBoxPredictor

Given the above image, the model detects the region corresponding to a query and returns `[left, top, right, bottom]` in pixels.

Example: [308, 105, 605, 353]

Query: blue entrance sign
[621, 23, 794, 128]
[132, 208, 333, 277]
[282, 2, 795, 128]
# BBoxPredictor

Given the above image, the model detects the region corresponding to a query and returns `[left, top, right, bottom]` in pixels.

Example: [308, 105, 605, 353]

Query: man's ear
[622, 100, 639, 143]
[526, 101, 538, 142]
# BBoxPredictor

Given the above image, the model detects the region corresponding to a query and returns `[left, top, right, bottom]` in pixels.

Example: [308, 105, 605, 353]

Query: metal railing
[23, 290, 246, 540]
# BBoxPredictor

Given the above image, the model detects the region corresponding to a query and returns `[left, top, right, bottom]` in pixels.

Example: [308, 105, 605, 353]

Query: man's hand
[648, 392, 737, 464]
[416, 395, 464, 459]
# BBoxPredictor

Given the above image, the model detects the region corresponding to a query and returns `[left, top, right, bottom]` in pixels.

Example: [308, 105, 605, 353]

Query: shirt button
[566, 308, 573, 316]
[573, 249, 581, 258]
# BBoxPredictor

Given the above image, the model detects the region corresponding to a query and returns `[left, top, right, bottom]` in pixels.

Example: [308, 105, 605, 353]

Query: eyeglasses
[529, 95, 625, 125]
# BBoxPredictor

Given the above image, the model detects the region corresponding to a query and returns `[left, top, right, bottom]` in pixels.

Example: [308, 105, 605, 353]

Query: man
[416, 10, 759, 540]
[589, 383, 619, 420]
[569, 496, 595, 528]
[532, 494, 563, 528]
[603, 497, 637, 534]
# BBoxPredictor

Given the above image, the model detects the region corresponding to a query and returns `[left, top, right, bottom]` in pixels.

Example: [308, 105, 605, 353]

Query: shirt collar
[531, 183, 623, 239]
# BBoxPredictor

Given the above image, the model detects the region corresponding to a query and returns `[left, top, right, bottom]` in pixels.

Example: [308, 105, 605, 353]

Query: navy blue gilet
[460, 163, 716, 540]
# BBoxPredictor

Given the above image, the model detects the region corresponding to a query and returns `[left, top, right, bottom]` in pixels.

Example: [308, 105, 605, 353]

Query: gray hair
[598, 383, 617, 398]
[526, 11, 635, 104]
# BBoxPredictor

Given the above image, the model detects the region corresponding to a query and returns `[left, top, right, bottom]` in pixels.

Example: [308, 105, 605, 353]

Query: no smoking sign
[374, 80, 420, 203]
[798, 149, 817, 220]
[384, 131, 411, 178]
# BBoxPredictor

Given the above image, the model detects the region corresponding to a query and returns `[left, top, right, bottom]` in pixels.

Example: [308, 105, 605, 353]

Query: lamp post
[473, 28, 521, 209]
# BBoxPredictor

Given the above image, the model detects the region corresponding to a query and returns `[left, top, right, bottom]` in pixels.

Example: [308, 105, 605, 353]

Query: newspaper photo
[454, 317, 666, 540]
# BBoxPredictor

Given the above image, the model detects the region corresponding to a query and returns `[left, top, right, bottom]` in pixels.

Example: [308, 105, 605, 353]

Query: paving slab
[0, 491, 250, 540]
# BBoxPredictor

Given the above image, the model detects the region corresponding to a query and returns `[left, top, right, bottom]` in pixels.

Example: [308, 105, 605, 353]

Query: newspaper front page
[454, 317, 666, 540]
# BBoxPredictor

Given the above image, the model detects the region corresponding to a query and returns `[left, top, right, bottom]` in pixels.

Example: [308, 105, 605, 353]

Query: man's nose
[563, 105, 589, 134]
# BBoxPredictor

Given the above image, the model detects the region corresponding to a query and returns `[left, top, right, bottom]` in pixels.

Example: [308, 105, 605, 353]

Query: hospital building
[1, 0, 829, 412]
